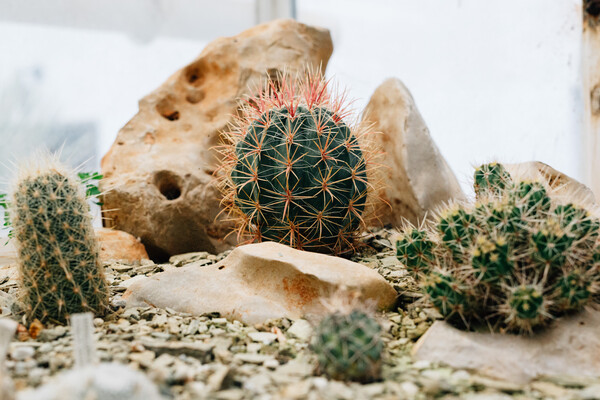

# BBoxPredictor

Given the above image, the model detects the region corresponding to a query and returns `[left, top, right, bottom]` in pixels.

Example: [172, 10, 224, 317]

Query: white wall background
[0, 0, 585, 194]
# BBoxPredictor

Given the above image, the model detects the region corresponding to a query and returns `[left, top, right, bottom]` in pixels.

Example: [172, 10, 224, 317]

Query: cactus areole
[221, 72, 375, 254]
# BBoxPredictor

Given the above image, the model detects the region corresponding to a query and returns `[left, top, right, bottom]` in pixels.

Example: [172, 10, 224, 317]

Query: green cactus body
[531, 220, 573, 269]
[397, 162, 600, 334]
[473, 162, 512, 197]
[554, 271, 591, 311]
[311, 310, 383, 383]
[555, 204, 600, 241]
[424, 272, 469, 318]
[514, 181, 551, 215]
[437, 208, 478, 262]
[11, 162, 109, 323]
[396, 229, 434, 274]
[508, 285, 545, 328]
[222, 73, 375, 254]
[471, 236, 513, 281]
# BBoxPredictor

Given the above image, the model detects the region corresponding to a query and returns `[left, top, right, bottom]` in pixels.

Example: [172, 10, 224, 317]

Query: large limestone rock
[123, 242, 397, 325]
[413, 309, 600, 384]
[101, 19, 334, 260]
[363, 78, 464, 226]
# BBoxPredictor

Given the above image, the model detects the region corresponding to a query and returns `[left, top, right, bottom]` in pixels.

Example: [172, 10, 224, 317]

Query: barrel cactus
[311, 309, 383, 382]
[219, 71, 378, 254]
[10, 157, 109, 323]
[397, 162, 600, 333]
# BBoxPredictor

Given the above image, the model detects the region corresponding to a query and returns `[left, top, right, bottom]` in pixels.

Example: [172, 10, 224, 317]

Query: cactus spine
[311, 309, 383, 382]
[219, 71, 378, 254]
[397, 162, 600, 333]
[10, 157, 109, 323]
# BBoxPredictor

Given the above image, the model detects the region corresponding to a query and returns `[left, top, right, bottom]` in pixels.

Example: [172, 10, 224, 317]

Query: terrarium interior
[0, 1, 599, 399]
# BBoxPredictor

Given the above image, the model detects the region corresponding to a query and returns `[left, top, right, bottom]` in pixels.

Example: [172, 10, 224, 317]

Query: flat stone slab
[123, 242, 397, 325]
[412, 308, 600, 384]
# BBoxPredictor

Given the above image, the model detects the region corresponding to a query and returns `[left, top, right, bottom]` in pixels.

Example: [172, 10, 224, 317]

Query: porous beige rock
[363, 78, 464, 227]
[101, 19, 334, 260]
[412, 309, 600, 384]
[123, 242, 397, 325]
[96, 228, 149, 262]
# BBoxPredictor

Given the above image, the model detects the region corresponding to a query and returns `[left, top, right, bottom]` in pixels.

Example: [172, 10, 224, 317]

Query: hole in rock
[156, 97, 180, 121]
[154, 171, 183, 201]
[218, 265, 225, 270]
[586, 0, 600, 17]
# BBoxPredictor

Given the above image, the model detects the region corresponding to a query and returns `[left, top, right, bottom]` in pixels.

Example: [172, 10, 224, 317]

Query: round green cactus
[10, 158, 109, 323]
[311, 310, 383, 383]
[221, 72, 376, 254]
[474, 162, 512, 197]
[396, 228, 434, 274]
[397, 162, 600, 334]
[507, 285, 545, 330]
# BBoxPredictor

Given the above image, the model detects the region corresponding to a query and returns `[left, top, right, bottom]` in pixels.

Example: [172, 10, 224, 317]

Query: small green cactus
[10, 158, 109, 323]
[219, 71, 378, 254]
[397, 162, 600, 333]
[311, 310, 383, 382]
[396, 228, 434, 274]
[473, 162, 512, 197]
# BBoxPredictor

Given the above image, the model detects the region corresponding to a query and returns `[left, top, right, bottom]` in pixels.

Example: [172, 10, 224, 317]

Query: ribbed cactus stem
[220, 71, 378, 254]
[10, 157, 109, 323]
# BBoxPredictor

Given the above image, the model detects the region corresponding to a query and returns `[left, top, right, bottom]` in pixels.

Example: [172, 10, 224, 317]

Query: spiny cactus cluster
[397, 162, 600, 333]
[219, 71, 379, 254]
[10, 158, 109, 323]
[311, 309, 383, 382]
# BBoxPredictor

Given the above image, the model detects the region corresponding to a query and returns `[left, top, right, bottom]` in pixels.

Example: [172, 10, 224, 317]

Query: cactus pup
[10, 156, 109, 323]
[218, 70, 380, 254]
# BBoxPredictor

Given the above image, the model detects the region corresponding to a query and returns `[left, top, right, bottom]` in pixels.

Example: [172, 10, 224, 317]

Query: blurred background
[0, 0, 584, 193]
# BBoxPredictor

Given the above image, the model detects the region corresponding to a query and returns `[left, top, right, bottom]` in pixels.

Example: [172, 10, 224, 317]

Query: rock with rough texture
[101, 19, 334, 260]
[96, 228, 149, 261]
[412, 309, 600, 384]
[123, 242, 397, 325]
[363, 78, 464, 226]
[505, 161, 596, 204]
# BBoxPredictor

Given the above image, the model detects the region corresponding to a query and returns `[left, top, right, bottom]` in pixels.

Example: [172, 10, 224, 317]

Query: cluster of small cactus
[10, 158, 109, 323]
[311, 309, 383, 382]
[397, 162, 600, 333]
[219, 71, 379, 254]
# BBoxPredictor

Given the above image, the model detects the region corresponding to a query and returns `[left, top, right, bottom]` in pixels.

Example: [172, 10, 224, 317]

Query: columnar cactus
[311, 309, 383, 382]
[219, 71, 378, 254]
[397, 162, 600, 333]
[10, 157, 109, 323]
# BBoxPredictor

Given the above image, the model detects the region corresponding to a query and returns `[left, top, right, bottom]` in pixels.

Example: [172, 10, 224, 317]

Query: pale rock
[505, 161, 597, 204]
[286, 319, 313, 342]
[18, 363, 163, 400]
[123, 242, 396, 325]
[100, 19, 334, 260]
[248, 332, 277, 345]
[363, 78, 464, 226]
[413, 309, 600, 384]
